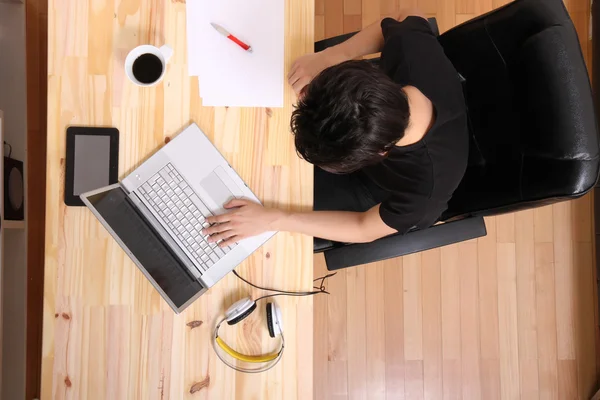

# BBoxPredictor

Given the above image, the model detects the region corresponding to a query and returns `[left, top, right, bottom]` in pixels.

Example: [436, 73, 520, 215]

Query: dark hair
[291, 60, 410, 173]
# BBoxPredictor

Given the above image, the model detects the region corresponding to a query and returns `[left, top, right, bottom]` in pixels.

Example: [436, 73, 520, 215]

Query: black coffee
[132, 53, 163, 84]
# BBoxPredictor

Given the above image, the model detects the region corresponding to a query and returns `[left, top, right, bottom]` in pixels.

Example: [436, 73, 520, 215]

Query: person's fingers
[219, 235, 244, 248]
[292, 81, 303, 94]
[206, 213, 230, 224]
[207, 230, 237, 243]
[224, 199, 249, 209]
[292, 77, 311, 95]
[202, 222, 231, 236]
[287, 62, 299, 80]
[288, 70, 303, 87]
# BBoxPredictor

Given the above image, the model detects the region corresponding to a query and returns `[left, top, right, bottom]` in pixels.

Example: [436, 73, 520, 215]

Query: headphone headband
[213, 298, 285, 373]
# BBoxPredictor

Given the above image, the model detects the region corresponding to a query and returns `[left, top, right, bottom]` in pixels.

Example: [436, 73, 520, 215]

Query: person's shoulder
[381, 10, 433, 38]
[379, 11, 439, 70]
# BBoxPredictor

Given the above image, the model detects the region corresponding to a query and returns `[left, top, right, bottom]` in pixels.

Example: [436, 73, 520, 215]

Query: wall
[2, 231, 26, 399]
[0, 3, 27, 162]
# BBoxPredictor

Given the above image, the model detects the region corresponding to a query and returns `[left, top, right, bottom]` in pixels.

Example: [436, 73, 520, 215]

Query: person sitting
[202, 10, 469, 247]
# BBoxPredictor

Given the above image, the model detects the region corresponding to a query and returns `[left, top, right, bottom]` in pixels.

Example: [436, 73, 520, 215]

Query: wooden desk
[41, 1, 314, 399]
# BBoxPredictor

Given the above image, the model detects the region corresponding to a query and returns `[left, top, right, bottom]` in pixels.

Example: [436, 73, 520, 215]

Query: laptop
[80, 123, 276, 313]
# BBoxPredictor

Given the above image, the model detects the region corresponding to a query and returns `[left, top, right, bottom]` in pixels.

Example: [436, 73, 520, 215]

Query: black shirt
[361, 16, 469, 233]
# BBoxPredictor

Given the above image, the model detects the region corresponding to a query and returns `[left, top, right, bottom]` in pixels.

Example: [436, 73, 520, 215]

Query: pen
[210, 23, 253, 53]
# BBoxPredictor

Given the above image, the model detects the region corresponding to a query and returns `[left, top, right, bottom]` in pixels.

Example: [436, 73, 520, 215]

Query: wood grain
[325, 0, 345, 37]
[554, 201, 576, 360]
[316, 15, 326, 41]
[496, 213, 516, 243]
[403, 253, 423, 361]
[316, 0, 325, 15]
[346, 266, 367, 399]
[381, 0, 399, 17]
[344, 0, 361, 15]
[441, 245, 461, 400]
[405, 360, 425, 400]
[383, 258, 404, 398]
[478, 217, 499, 361]
[497, 243, 520, 399]
[343, 15, 362, 34]
[455, 13, 477, 25]
[42, 0, 315, 399]
[558, 360, 578, 400]
[535, 242, 559, 400]
[478, 217, 501, 400]
[314, 255, 329, 400]
[421, 249, 442, 400]
[361, 0, 380, 27]
[515, 211, 539, 398]
[436, 0, 456, 33]
[365, 263, 386, 399]
[534, 205, 554, 243]
[328, 264, 349, 399]
[459, 242, 481, 400]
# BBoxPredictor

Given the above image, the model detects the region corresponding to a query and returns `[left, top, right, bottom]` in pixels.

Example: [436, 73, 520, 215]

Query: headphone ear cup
[266, 302, 276, 338]
[272, 302, 283, 335]
[226, 299, 257, 326]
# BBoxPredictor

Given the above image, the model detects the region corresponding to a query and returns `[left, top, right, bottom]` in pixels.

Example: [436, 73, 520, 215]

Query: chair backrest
[438, 0, 600, 220]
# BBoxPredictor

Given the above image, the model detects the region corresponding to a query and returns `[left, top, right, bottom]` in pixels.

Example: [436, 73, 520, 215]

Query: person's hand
[288, 49, 345, 95]
[203, 199, 285, 247]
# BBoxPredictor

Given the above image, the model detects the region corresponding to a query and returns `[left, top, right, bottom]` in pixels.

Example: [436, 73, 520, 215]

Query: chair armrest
[322, 216, 487, 270]
[314, 18, 440, 53]
[314, 237, 335, 253]
[315, 32, 359, 53]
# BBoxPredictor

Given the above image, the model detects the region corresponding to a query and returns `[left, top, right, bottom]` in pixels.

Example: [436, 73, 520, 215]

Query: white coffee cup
[125, 44, 173, 87]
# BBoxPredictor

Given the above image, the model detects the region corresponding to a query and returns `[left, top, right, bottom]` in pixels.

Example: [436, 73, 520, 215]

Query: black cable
[232, 269, 336, 297]
[313, 272, 337, 292]
[255, 292, 319, 302]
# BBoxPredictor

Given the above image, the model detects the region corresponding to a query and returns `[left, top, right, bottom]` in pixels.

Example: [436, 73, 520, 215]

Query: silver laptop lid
[80, 184, 207, 313]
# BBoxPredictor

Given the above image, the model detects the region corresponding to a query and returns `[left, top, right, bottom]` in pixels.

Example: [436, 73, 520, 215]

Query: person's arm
[203, 200, 397, 247]
[276, 204, 397, 243]
[288, 9, 426, 94]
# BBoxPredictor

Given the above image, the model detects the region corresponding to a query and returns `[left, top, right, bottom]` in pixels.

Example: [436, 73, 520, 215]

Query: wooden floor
[313, 1, 599, 399]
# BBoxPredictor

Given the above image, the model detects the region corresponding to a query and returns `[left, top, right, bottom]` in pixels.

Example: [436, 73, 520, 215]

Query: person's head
[291, 60, 410, 174]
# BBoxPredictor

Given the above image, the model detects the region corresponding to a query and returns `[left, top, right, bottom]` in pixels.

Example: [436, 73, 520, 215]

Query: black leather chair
[314, 0, 600, 270]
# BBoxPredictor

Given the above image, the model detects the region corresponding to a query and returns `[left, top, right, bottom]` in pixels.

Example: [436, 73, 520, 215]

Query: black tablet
[64, 126, 119, 206]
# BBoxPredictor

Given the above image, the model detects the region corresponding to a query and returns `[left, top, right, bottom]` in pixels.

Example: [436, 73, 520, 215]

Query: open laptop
[80, 123, 275, 313]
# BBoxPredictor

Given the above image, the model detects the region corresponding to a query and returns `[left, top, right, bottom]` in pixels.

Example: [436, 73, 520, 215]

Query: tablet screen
[73, 135, 111, 195]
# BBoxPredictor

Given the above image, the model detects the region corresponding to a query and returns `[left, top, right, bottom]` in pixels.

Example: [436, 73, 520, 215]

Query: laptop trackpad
[200, 167, 239, 215]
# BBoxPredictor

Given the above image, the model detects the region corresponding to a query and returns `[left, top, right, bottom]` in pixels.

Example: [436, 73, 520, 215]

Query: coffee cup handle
[159, 45, 173, 62]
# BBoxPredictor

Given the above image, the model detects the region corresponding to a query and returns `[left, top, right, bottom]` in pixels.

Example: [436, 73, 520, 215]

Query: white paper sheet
[187, 0, 284, 107]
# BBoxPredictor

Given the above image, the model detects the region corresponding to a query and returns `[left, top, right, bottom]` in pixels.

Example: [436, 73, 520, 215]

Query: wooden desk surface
[41, 1, 314, 399]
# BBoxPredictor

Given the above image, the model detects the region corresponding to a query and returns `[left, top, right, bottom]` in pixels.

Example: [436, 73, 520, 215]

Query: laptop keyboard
[89, 186, 204, 308]
[137, 163, 236, 276]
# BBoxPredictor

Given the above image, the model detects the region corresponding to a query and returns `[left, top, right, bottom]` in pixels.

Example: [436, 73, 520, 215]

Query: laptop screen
[85, 186, 204, 309]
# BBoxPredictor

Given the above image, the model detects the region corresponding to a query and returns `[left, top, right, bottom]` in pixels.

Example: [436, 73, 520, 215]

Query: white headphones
[211, 270, 336, 373]
[212, 297, 285, 373]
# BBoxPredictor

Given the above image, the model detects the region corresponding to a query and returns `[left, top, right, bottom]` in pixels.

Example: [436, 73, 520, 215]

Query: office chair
[313, 0, 600, 270]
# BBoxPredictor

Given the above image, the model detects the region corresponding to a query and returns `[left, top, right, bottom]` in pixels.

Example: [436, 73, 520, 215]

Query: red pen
[210, 23, 253, 53]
